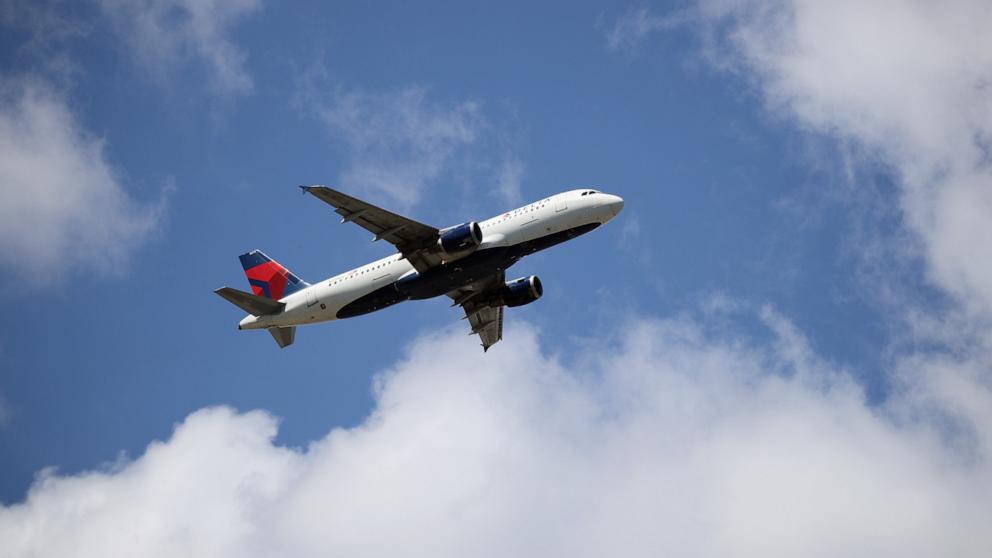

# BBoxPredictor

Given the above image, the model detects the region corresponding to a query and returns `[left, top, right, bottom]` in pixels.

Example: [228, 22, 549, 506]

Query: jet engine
[498, 276, 543, 307]
[437, 222, 483, 259]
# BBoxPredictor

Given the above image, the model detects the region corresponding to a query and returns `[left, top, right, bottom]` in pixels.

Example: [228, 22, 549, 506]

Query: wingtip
[298, 185, 311, 194]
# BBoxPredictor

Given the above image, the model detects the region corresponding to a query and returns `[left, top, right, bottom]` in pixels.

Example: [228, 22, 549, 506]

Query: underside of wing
[448, 272, 506, 352]
[301, 185, 442, 271]
[464, 303, 503, 351]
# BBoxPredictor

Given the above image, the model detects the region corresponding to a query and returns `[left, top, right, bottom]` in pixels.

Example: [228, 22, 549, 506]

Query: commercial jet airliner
[216, 186, 624, 351]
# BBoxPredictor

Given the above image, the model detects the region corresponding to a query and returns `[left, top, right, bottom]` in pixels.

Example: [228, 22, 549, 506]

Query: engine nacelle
[437, 222, 483, 259]
[498, 276, 544, 308]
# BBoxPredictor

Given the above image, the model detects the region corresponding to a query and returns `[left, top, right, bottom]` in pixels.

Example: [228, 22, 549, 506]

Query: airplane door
[306, 288, 318, 307]
[555, 197, 568, 212]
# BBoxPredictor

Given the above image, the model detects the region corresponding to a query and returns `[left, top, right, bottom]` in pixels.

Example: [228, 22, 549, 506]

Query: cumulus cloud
[0, 80, 164, 281]
[607, 0, 992, 322]
[2, 314, 990, 557]
[692, 0, 992, 318]
[605, 2, 992, 437]
[98, 0, 261, 95]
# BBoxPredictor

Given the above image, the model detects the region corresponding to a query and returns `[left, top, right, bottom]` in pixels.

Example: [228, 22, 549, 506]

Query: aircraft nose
[605, 194, 624, 216]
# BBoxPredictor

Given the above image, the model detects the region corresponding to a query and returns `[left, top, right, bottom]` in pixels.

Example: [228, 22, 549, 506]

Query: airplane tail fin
[239, 249, 309, 300]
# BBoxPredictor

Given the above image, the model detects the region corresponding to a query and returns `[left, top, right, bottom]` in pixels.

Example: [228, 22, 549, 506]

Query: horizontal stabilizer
[215, 286, 285, 316]
[269, 326, 296, 348]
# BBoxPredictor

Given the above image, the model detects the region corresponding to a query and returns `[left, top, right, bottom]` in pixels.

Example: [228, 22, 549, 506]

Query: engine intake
[498, 276, 543, 307]
[438, 222, 483, 258]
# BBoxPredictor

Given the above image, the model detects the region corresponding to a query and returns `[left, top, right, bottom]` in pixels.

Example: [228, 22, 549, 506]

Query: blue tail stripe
[248, 278, 272, 298]
[239, 251, 271, 270]
[284, 276, 308, 295]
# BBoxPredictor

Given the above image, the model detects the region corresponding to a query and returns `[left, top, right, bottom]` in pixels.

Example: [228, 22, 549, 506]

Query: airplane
[215, 186, 624, 351]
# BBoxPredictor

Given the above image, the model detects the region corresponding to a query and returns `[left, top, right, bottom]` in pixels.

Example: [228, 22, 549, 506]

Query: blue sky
[1, 1, 991, 555]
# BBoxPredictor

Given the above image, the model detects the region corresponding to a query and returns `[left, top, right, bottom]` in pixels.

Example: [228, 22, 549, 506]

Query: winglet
[299, 185, 311, 195]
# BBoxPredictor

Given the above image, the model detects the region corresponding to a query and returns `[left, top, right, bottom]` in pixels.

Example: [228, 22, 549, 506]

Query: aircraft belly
[507, 222, 601, 258]
[335, 282, 407, 319]
[331, 207, 606, 320]
[277, 281, 377, 326]
[402, 248, 515, 299]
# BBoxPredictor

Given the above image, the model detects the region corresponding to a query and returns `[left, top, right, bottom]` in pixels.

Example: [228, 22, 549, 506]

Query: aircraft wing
[448, 272, 506, 352]
[301, 185, 442, 272]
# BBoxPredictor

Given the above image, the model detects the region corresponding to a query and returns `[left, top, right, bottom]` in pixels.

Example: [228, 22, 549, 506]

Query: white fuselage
[239, 189, 623, 330]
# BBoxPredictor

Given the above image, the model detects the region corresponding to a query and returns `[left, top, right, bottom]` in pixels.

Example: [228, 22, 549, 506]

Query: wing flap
[448, 271, 506, 352]
[464, 303, 503, 351]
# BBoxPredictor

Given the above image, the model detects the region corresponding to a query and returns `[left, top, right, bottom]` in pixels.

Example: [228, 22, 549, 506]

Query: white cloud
[676, 0, 992, 320]
[2, 315, 990, 557]
[606, 1, 992, 322]
[98, 0, 261, 95]
[0, 392, 8, 427]
[620, 213, 641, 243]
[495, 155, 524, 206]
[296, 64, 530, 212]
[310, 86, 485, 211]
[0, 79, 164, 281]
[0, 0, 89, 81]
[605, 1, 992, 414]
[602, 5, 691, 53]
